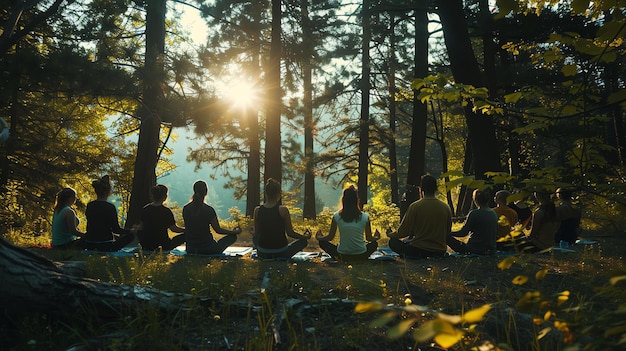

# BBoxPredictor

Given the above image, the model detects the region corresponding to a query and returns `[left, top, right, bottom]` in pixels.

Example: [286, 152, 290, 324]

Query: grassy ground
[2, 231, 625, 351]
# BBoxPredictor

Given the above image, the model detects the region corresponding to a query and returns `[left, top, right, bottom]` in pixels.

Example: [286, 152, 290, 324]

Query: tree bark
[126, 0, 166, 227]
[302, 0, 316, 219]
[438, 0, 503, 182]
[358, 0, 371, 206]
[388, 13, 399, 207]
[0, 237, 195, 320]
[264, 0, 283, 184]
[406, 8, 428, 188]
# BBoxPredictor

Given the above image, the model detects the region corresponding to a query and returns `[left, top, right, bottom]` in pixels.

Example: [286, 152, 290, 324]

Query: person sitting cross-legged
[137, 184, 186, 251]
[447, 189, 498, 256]
[387, 175, 452, 259]
[316, 185, 380, 262]
[253, 178, 311, 259]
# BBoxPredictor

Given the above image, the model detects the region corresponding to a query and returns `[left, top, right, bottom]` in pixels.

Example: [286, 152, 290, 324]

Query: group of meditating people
[51, 174, 581, 261]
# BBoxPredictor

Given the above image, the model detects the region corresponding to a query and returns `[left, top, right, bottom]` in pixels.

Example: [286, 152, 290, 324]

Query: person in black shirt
[138, 184, 185, 251]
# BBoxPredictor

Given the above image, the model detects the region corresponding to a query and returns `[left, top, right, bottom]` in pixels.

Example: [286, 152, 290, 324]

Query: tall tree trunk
[127, 0, 166, 227]
[438, 0, 502, 182]
[246, 106, 261, 216]
[406, 8, 428, 186]
[246, 16, 262, 217]
[264, 0, 282, 184]
[357, 0, 371, 206]
[388, 13, 399, 207]
[302, 0, 316, 219]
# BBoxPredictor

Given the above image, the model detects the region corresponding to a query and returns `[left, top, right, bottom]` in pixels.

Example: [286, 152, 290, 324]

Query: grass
[2, 227, 625, 350]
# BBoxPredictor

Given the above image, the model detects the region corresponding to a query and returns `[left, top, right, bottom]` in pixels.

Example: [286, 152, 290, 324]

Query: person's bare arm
[316, 218, 337, 241]
[210, 217, 241, 235]
[280, 206, 310, 239]
[63, 209, 84, 236]
[364, 219, 378, 241]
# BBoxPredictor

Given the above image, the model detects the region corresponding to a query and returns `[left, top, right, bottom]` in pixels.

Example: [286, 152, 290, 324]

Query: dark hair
[151, 184, 168, 202]
[339, 186, 362, 222]
[535, 191, 557, 221]
[473, 189, 489, 207]
[495, 190, 511, 204]
[54, 188, 77, 214]
[265, 178, 281, 201]
[190, 180, 207, 211]
[420, 175, 437, 195]
[556, 188, 572, 200]
[92, 175, 111, 197]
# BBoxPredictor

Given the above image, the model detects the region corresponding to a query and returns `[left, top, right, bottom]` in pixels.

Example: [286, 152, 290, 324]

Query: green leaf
[354, 301, 384, 313]
[388, 318, 417, 339]
[561, 64, 578, 77]
[504, 91, 523, 103]
[369, 311, 397, 328]
[571, 0, 590, 13]
[411, 78, 425, 91]
[597, 20, 626, 42]
[607, 89, 626, 105]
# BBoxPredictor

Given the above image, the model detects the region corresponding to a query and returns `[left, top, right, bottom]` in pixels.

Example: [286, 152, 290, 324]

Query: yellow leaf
[557, 291, 570, 305]
[354, 301, 383, 313]
[537, 327, 552, 340]
[512, 275, 529, 285]
[434, 326, 465, 349]
[610, 275, 626, 285]
[544, 310, 553, 321]
[498, 256, 516, 270]
[462, 304, 491, 324]
[535, 269, 548, 280]
[437, 312, 463, 325]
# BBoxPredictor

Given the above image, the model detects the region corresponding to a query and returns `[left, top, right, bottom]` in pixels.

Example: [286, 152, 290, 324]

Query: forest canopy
[0, 0, 625, 236]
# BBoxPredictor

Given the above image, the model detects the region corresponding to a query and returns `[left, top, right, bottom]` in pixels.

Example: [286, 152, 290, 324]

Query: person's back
[140, 204, 175, 250]
[256, 203, 288, 250]
[388, 175, 452, 258]
[493, 190, 518, 239]
[183, 202, 217, 250]
[448, 189, 498, 255]
[554, 188, 581, 245]
[403, 198, 452, 253]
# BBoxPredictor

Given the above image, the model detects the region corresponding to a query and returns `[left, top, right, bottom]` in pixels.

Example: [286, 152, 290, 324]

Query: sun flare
[220, 80, 259, 110]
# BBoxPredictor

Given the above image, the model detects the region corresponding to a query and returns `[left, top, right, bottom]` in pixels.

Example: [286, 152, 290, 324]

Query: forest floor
[4, 232, 626, 351]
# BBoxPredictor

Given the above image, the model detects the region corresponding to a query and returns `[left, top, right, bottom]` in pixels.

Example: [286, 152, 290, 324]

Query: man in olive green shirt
[387, 175, 452, 258]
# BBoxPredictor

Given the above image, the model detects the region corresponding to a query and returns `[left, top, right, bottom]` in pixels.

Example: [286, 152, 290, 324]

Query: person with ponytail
[316, 185, 380, 261]
[51, 187, 84, 248]
[518, 191, 560, 253]
[137, 184, 186, 251]
[253, 178, 311, 259]
[83, 175, 136, 251]
[182, 180, 241, 255]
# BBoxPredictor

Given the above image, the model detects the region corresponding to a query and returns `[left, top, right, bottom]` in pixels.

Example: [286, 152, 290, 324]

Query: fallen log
[0, 236, 203, 320]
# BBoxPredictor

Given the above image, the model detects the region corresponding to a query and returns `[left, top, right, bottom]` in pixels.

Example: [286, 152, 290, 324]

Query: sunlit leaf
[537, 327, 552, 340]
[610, 275, 626, 285]
[557, 291, 570, 305]
[544, 310, 554, 321]
[462, 304, 491, 324]
[512, 275, 529, 285]
[504, 91, 523, 103]
[388, 318, 417, 339]
[354, 301, 384, 313]
[437, 313, 462, 324]
[434, 327, 465, 349]
[536, 269, 548, 280]
[498, 256, 517, 270]
[411, 79, 425, 91]
[604, 324, 626, 337]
